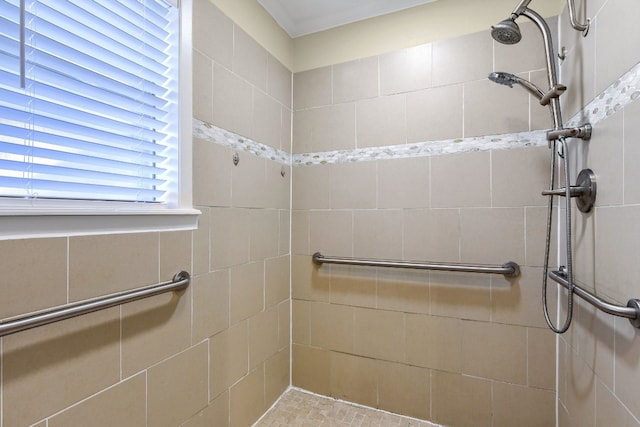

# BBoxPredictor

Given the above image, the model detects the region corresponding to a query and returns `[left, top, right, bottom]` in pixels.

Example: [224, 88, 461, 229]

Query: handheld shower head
[488, 71, 545, 100]
[491, 18, 522, 44]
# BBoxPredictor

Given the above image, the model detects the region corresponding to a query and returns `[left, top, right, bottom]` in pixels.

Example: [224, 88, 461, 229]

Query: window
[0, 0, 197, 238]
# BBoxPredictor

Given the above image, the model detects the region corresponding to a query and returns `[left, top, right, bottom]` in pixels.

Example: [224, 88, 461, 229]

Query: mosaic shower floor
[254, 388, 441, 427]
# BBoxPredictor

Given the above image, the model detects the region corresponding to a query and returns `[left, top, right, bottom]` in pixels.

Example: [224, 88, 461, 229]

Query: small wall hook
[233, 152, 239, 166]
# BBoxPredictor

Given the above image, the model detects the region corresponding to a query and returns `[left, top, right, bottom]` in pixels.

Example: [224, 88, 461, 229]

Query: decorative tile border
[193, 61, 640, 167]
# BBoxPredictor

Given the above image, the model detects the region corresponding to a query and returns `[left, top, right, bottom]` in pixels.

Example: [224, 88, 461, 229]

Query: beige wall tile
[430, 271, 492, 321]
[492, 266, 548, 328]
[291, 210, 310, 255]
[232, 27, 268, 91]
[230, 366, 266, 427]
[49, 374, 146, 427]
[213, 63, 253, 138]
[431, 151, 491, 208]
[329, 264, 377, 308]
[69, 233, 158, 301]
[614, 318, 640, 420]
[278, 299, 290, 349]
[379, 44, 432, 95]
[310, 302, 354, 353]
[193, 50, 213, 123]
[192, 140, 233, 207]
[403, 208, 460, 263]
[572, 301, 614, 389]
[265, 255, 290, 308]
[406, 314, 462, 372]
[281, 106, 292, 151]
[330, 161, 377, 209]
[183, 391, 229, 427]
[250, 209, 280, 261]
[564, 345, 597, 427]
[291, 254, 330, 302]
[529, 70, 556, 131]
[265, 348, 290, 409]
[464, 78, 529, 137]
[210, 321, 249, 398]
[3, 308, 120, 427]
[588, 111, 624, 206]
[377, 157, 429, 209]
[333, 56, 379, 103]
[309, 210, 353, 258]
[460, 207, 525, 265]
[433, 31, 492, 87]
[492, 381, 555, 427]
[279, 209, 291, 255]
[252, 89, 282, 149]
[211, 208, 250, 269]
[292, 165, 331, 210]
[527, 326, 557, 391]
[193, 0, 232, 68]
[431, 370, 492, 427]
[0, 237, 67, 319]
[230, 261, 264, 324]
[353, 307, 405, 362]
[353, 209, 403, 260]
[148, 343, 209, 427]
[377, 360, 430, 419]
[121, 285, 191, 377]
[292, 103, 356, 153]
[292, 299, 310, 345]
[356, 94, 407, 148]
[293, 67, 332, 110]
[249, 306, 279, 369]
[525, 206, 557, 268]
[461, 320, 527, 384]
[330, 352, 378, 408]
[407, 84, 464, 142]
[231, 151, 267, 208]
[193, 207, 211, 275]
[595, 379, 639, 427]
[160, 230, 192, 280]
[595, 0, 640, 93]
[376, 268, 429, 314]
[267, 56, 292, 109]
[492, 146, 549, 207]
[292, 344, 330, 395]
[192, 270, 230, 342]
[266, 161, 290, 210]
[624, 100, 640, 204]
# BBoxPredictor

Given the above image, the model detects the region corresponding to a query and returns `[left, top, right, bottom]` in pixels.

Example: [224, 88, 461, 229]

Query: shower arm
[567, 0, 590, 35]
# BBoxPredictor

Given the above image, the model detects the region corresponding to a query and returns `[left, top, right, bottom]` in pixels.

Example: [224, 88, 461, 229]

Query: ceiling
[257, 0, 440, 38]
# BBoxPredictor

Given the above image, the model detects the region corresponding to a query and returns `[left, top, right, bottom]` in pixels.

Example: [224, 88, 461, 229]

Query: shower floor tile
[254, 388, 441, 427]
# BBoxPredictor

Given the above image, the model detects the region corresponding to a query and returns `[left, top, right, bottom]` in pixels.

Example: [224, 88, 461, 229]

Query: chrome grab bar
[0, 271, 191, 337]
[548, 270, 640, 328]
[312, 252, 520, 277]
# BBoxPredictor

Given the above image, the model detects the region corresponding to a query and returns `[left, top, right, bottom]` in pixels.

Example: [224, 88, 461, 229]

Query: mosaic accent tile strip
[193, 61, 640, 167]
[254, 388, 442, 427]
[192, 119, 291, 166]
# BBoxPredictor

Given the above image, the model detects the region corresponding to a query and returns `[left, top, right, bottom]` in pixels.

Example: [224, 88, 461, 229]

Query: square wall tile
[211, 208, 250, 269]
[460, 207, 525, 265]
[265, 347, 290, 408]
[232, 27, 268, 91]
[492, 146, 550, 208]
[330, 161, 377, 209]
[329, 264, 377, 308]
[292, 344, 330, 395]
[330, 352, 378, 408]
[293, 103, 356, 153]
[333, 56, 379, 103]
[252, 89, 282, 149]
[293, 66, 332, 110]
[407, 84, 464, 142]
[210, 322, 249, 398]
[377, 360, 430, 420]
[249, 306, 279, 369]
[231, 151, 267, 208]
[492, 382, 555, 427]
[353, 209, 403, 260]
[406, 314, 462, 372]
[229, 365, 266, 427]
[431, 371, 492, 427]
[431, 151, 491, 208]
[353, 307, 405, 362]
[433, 31, 492, 87]
[192, 270, 230, 342]
[309, 210, 353, 258]
[0, 237, 67, 319]
[292, 165, 331, 210]
[183, 392, 229, 427]
[267, 56, 292, 108]
[265, 255, 290, 308]
[377, 268, 429, 314]
[377, 156, 429, 209]
[230, 261, 265, 324]
[291, 254, 330, 302]
[213, 63, 253, 138]
[192, 139, 232, 207]
[403, 209, 460, 263]
[379, 44, 432, 95]
[193, 50, 213, 123]
[193, 0, 232, 68]
[430, 271, 491, 321]
[310, 302, 354, 353]
[356, 94, 406, 148]
[623, 100, 640, 204]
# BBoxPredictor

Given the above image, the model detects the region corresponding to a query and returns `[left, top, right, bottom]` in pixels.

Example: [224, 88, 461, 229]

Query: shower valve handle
[541, 169, 597, 213]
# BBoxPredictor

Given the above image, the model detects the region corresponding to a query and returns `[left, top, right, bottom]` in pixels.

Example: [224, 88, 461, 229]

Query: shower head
[491, 18, 522, 44]
[488, 71, 545, 100]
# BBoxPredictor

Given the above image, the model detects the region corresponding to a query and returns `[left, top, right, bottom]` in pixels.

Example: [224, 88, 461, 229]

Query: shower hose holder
[542, 168, 597, 213]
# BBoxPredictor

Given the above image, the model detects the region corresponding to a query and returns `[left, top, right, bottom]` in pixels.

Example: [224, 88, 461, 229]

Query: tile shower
[0, 0, 639, 426]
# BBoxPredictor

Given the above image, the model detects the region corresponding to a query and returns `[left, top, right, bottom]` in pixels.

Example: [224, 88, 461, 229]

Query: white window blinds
[0, 0, 179, 203]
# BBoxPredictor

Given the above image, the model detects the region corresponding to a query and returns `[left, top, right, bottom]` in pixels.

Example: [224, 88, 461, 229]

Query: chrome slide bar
[312, 252, 520, 277]
[0, 271, 191, 337]
[549, 270, 640, 328]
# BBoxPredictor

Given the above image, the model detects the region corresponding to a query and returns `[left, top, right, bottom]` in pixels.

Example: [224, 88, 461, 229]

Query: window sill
[0, 208, 201, 240]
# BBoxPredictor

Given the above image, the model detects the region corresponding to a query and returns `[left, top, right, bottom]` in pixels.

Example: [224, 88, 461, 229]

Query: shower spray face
[491, 18, 522, 44]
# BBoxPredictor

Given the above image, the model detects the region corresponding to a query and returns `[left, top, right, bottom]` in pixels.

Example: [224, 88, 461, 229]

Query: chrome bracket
[628, 299, 640, 328]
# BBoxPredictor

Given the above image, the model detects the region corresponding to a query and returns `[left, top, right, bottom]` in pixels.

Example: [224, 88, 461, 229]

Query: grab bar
[312, 252, 520, 277]
[549, 270, 640, 328]
[0, 271, 191, 337]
